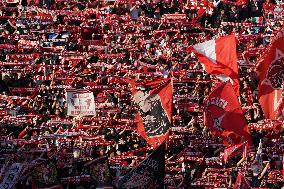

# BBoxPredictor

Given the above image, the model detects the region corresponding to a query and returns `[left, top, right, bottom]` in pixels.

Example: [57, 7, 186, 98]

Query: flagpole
[164, 77, 173, 189]
[162, 140, 167, 189]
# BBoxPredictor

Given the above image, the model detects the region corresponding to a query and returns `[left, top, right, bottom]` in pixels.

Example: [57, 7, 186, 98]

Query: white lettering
[206, 97, 228, 109]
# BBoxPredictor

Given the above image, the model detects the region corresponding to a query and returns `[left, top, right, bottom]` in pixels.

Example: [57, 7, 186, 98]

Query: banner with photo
[66, 89, 96, 116]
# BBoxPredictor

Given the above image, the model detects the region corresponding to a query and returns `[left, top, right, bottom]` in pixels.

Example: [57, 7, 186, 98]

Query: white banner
[66, 89, 96, 116]
[6, 0, 19, 3]
[0, 163, 24, 189]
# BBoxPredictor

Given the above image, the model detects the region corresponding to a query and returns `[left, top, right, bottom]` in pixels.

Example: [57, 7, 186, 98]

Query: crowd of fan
[0, 0, 283, 188]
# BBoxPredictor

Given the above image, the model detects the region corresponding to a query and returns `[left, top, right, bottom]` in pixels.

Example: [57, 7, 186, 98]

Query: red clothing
[263, 2, 275, 11]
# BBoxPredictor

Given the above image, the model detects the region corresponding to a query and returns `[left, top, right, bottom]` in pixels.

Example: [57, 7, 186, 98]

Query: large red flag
[204, 82, 252, 146]
[129, 78, 172, 148]
[257, 27, 284, 120]
[188, 35, 240, 95]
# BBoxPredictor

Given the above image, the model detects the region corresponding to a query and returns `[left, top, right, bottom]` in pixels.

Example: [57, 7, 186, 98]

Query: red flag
[221, 141, 248, 164]
[257, 27, 284, 120]
[188, 35, 240, 95]
[233, 172, 251, 189]
[204, 82, 252, 146]
[129, 78, 172, 148]
[18, 127, 27, 139]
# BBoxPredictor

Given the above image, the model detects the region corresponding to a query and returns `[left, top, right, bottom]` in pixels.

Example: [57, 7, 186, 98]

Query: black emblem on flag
[134, 87, 170, 137]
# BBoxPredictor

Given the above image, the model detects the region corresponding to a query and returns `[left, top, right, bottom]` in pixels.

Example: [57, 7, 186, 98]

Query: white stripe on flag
[193, 39, 217, 64]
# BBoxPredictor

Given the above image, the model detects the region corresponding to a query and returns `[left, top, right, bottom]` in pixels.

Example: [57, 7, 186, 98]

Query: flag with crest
[204, 82, 252, 146]
[257, 27, 284, 120]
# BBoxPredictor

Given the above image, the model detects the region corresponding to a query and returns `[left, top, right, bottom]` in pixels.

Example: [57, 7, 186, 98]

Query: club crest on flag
[257, 27, 284, 120]
[261, 49, 284, 90]
[205, 97, 228, 132]
[212, 114, 225, 132]
[204, 82, 252, 146]
[264, 49, 284, 89]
